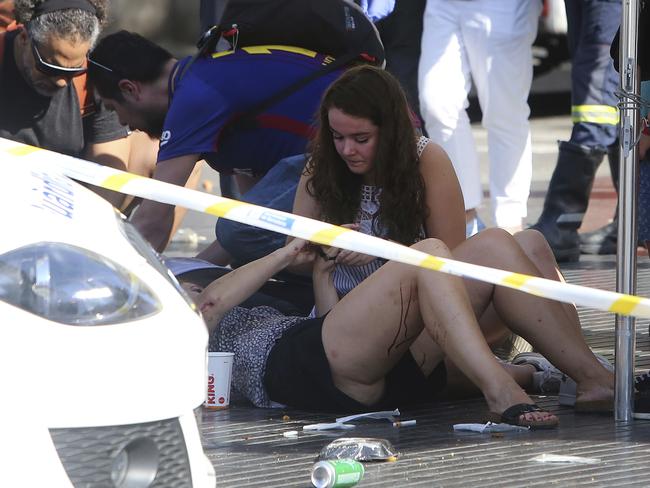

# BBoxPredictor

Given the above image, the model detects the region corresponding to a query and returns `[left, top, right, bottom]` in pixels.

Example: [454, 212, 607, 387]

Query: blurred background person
[418, 0, 541, 237]
[360, 0, 428, 133]
[531, 0, 621, 262]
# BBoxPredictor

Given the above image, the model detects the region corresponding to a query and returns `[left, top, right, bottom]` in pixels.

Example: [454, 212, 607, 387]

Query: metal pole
[615, 0, 640, 422]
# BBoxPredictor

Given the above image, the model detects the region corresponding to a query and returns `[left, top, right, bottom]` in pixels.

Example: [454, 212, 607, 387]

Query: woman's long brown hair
[306, 65, 427, 245]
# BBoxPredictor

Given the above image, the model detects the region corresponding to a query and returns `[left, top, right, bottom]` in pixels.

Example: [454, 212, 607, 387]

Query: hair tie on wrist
[317, 247, 337, 261]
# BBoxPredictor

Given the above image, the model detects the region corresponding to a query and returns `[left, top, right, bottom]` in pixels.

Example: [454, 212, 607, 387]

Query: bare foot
[575, 367, 615, 409]
[575, 382, 614, 412]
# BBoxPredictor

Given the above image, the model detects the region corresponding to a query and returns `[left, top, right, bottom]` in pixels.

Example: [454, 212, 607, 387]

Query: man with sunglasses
[0, 0, 163, 210]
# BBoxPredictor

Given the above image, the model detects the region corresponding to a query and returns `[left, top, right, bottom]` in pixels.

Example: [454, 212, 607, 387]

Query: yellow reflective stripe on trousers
[571, 105, 619, 125]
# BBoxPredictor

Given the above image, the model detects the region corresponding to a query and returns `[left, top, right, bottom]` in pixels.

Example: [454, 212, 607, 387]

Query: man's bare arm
[84, 137, 131, 208]
[130, 153, 201, 252]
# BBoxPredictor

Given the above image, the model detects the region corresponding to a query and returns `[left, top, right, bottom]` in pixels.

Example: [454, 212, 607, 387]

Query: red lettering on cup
[207, 374, 216, 404]
[219, 397, 225, 404]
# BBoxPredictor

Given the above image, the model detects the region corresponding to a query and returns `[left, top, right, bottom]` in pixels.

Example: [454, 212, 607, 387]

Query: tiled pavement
[199, 258, 650, 487]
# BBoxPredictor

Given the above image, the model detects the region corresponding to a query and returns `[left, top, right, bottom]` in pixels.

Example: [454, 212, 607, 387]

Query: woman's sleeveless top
[331, 136, 430, 297]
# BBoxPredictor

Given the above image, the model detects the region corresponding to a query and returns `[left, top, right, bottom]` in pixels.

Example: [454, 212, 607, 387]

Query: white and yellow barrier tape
[2, 137, 649, 318]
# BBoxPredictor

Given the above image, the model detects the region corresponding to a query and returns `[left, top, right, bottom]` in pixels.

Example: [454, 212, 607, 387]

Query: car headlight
[0, 242, 161, 326]
[115, 212, 199, 313]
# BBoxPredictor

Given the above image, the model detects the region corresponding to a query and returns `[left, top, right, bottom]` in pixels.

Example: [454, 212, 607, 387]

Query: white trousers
[418, 0, 540, 228]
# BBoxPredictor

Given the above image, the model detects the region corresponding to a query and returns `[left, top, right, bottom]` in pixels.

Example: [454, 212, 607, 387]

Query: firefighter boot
[530, 141, 605, 262]
[580, 143, 620, 255]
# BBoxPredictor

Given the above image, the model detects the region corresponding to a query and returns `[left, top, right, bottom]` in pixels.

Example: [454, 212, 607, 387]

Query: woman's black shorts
[264, 316, 447, 413]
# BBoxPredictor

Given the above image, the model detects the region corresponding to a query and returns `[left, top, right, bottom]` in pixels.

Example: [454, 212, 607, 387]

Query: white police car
[0, 162, 215, 487]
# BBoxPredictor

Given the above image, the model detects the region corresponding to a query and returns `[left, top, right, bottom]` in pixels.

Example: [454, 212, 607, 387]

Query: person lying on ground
[180, 237, 615, 429]
[292, 65, 580, 359]
[87, 30, 342, 263]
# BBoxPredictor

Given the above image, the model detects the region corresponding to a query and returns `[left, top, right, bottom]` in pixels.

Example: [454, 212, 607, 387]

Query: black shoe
[635, 372, 650, 419]
[580, 221, 617, 255]
[531, 141, 606, 263]
[636, 371, 650, 392]
[580, 220, 647, 254]
[635, 396, 650, 419]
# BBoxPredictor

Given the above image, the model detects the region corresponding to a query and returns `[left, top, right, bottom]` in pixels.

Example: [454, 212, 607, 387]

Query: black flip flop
[487, 403, 559, 430]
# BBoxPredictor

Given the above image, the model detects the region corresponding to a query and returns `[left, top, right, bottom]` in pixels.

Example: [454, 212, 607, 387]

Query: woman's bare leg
[513, 229, 581, 329]
[475, 229, 581, 350]
[442, 360, 537, 399]
[411, 229, 573, 396]
[322, 238, 555, 423]
[454, 228, 614, 406]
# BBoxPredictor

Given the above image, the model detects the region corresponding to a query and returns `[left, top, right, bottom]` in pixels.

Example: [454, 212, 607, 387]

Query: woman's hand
[281, 238, 316, 268]
[312, 245, 339, 316]
[181, 282, 221, 330]
[333, 224, 376, 266]
[313, 245, 338, 276]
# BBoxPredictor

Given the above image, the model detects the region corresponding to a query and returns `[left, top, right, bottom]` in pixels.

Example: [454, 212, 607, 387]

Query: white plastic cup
[205, 352, 234, 410]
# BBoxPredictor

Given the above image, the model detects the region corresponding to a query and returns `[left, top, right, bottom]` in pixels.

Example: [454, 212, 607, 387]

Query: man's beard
[139, 110, 166, 139]
[26, 70, 64, 97]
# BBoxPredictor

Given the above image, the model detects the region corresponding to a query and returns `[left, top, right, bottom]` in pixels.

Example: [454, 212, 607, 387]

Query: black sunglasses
[30, 38, 87, 78]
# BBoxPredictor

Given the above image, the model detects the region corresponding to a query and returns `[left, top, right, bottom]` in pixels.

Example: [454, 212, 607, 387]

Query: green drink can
[311, 459, 365, 488]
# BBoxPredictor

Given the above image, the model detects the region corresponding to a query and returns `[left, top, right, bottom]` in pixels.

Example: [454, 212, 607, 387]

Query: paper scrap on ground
[453, 422, 530, 433]
[336, 409, 401, 424]
[304, 409, 403, 431]
[532, 453, 600, 465]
